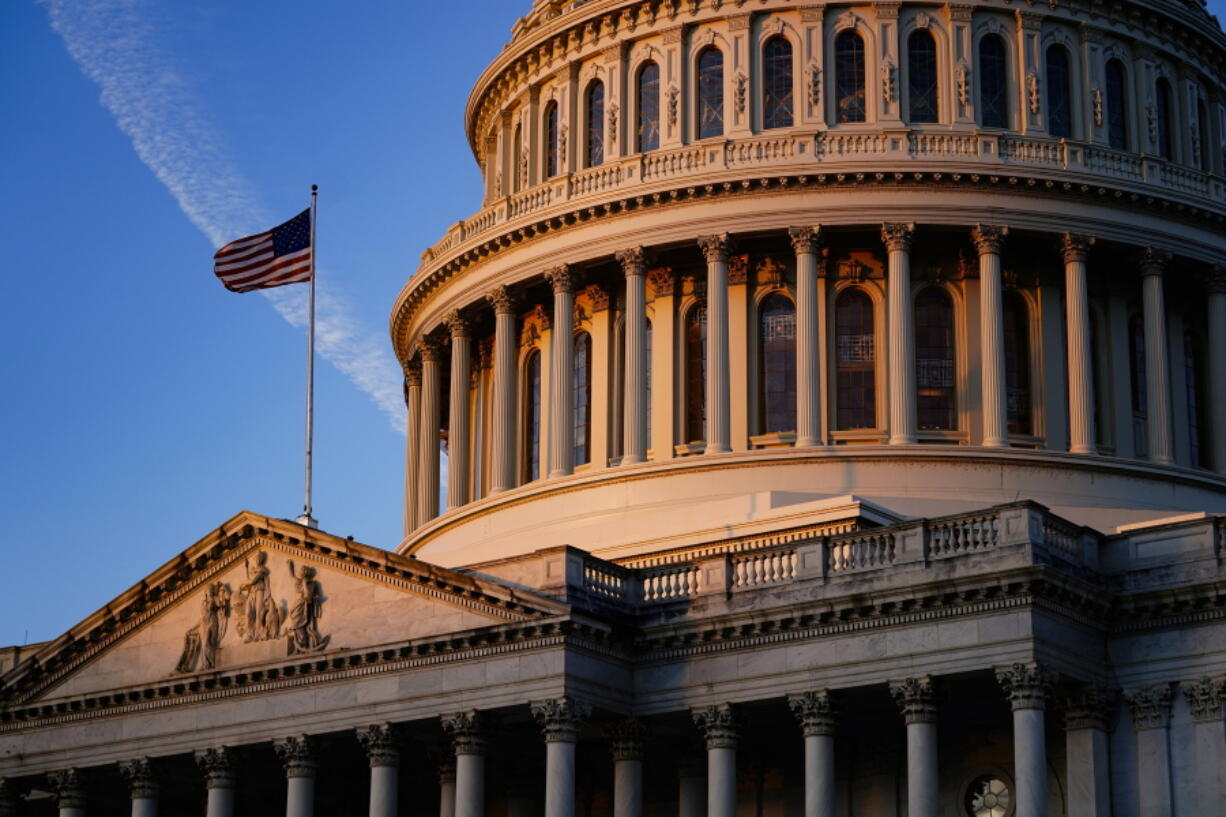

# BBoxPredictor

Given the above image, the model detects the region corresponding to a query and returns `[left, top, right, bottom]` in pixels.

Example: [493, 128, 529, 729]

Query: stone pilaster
[1181, 676, 1226, 815]
[1125, 684, 1174, 817]
[790, 227, 823, 448]
[1064, 685, 1115, 817]
[882, 223, 917, 445]
[973, 225, 1009, 448]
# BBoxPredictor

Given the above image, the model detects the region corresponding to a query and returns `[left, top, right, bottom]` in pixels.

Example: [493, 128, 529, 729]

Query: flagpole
[298, 185, 319, 529]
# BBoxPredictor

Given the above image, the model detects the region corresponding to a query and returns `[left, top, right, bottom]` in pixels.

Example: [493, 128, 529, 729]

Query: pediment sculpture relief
[175, 582, 232, 673]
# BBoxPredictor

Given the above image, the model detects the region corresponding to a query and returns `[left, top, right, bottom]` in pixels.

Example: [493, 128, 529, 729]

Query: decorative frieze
[47, 768, 85, 810]
[1064, 684, 1117, 731]
[787, 690, 838, 737]
[1124, 684, 1173, 730]
[195, 747, 236, 790]
[119, 757, 158, 800]
[531, 696, 591, 743]
[274, 735, 318, 779]
[889, 676, 937, 724]
[692, 703, 739, 749]
[1060, 233, 1095, 264]
[972, 224, 1008, 255]
[1180, 677, 1226, 723]
[995, 662, 1054, 711]
[357, 723, 401, 768]
[442, 710, 487, 755]
[604, 717, 649, 761]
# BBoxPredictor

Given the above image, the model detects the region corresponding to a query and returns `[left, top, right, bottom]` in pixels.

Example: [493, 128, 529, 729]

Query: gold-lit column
[882, 223, 917, 445]
[403, 361, 421, 535]
[698, 235, 732, 454]
[486, 287, 518, 492]
[618, 248, 649, 465]
[417, 338, 444, 524]
[790, 227, 822, 448]
[1062, 234, 1097, 455]
[974, 225, 1010, 448]
[546, 266, 577, 478]
[446, 312, 472, 509]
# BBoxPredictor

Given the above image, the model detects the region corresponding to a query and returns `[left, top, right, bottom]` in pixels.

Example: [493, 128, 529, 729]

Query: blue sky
[3, 0, 1225, 648]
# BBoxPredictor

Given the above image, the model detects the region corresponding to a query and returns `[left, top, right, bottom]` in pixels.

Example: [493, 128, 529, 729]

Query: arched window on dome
[1045, 45, 1072, 138]
[907, 29, 939, 124]
[1155, 78, 1173, 160]
[684, 301, 708, 443]
[835, 288, 876, 430]
[543, 101, 560, 178]
[835, 31, 866, 123]
[1105, 60, 1128, 150]
[978, 34, 1008, 129]
[915, 288, 955, 431]
[758, 293, 797, 435]
[637, 62, 661, 153]
[696, 48, 724, 139]
[512, 123, 523, 193]
[522, 349, 542, 483]
[1128, 313, 1148, 457]
[1003, 292, 1032, 436]
[586, 80, 605, 168]
[1185, 330, 1207, 468]
[762, 36, 794, 130]
[573, 332, 592, 466]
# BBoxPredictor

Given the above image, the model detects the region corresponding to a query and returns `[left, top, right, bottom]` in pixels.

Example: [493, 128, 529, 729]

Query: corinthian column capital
[47, 768, 86, 810]
[486, 285, 519, 315]
[441, 709, 487, 755]
[357, 723, 401, 768]
[531, 696, 592, 743]
[1060, 233, 1095, 264]
[787, 690, 838, 736]
[995, 662, 1055, 711]
[545, 264, 578, 294]
[616, 246, 648, 276]
[697, 233, 732, 263]
[972, 224, 1009, 255]
[692, 703, 739, 749]
[889, 675, 936, 724]
[1124, 684, 1173, 730]
[1180, 676, 1226, 723]
[119, 757, 158, 800]
[1137, 246, 1172, 277]
[881, 222, 915, 252]
[194, 747, 236, 789]
[274, 734, 318, 779]
[1207, 265, 1226, 295]
[788, 226, 822, 255]
[445, 310, 472, 339]
[604, 717, 649, 761]
[404, 358, 422, 387]
[1063, 684, 1118, 730]
[419, 335, 446, 363]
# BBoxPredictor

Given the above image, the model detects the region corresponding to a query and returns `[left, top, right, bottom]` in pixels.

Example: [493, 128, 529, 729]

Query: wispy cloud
[41, 0, 406, 433]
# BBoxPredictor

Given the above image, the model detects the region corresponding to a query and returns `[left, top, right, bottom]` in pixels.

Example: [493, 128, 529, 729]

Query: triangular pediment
[0, 512, 565, 708]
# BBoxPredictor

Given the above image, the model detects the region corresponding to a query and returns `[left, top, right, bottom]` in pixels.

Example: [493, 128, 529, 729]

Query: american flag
[213, 208, 312, 293]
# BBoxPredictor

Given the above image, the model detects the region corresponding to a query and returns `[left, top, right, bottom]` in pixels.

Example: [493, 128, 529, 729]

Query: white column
[1125, 684, 1174, 817]
[274, 735, 316, 817]
[973, 226, 1010, 448]
[889, 676, 937, 817]
[882, 223, 917, 445]
[788, 690, 837, 817]
[692, 704, 738, 817]
[442, 711, 485, 817]
[618, 248, 649, 465]
[486, 286, 519, 492]
[403, 362, 422, 535]
[195, 748, 236, 817]
[1063, 686, 1114, 817]
[437, 756, 457, 817]
[606, 719, 647, 817]
[1062, 234, 1097, 454]
[1206, 268, 1226, 473]
[546, 266, 577, 478]
[1181, 677, 1226, 816]
[790, 227, 822, 448]
[532, 697, 591, 817]
[120, 758, 159, 817]
[997, 663, 1053, 817]
[417, 339, 444, 523]
[677, 764, 706, 817]
[446, 312, 472, 509]
[698, 235, 732, 454]
[48, 769, 85, 817]
[1140, 249, 1174, 464]
[358, 724, 400, 817]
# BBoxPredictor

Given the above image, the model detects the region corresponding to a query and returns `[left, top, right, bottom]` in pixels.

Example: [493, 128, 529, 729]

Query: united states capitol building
[3, 0, 1226, 814]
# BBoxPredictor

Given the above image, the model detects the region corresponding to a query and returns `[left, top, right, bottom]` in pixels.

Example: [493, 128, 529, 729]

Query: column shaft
[975, 226, 1009, 447]
[791, 228, 821, 447]
[1065, 727, 1110, 817]
[447, 315, 472, 509]
[707, 748, 736, 817]
[489, 289, 518, 492]
[1126, 685, 1174, 817]
[454, 754, 484, 817]
[699, 236, 732, 453]
[1141, 252, 1173, 464]
[1063, 234, 1096, 454]
[805, 734, 835, 817]
[620, 249, 649, 465]
[403, 366, 422, 534]
[890, 676, 937, 817]
[883, 224, 916, 445]
[545, 740, 577, 817]
[613, 759, 643, 817]
[286, 776, 315, 817]
[417, 344, 443, 523]
[1206, 278, 1226, 473]
[1012, 708, 1047, 817]
[678, 771, 706, 817]
[132, 798, 158, 817]
[206, 788, 235, 817]
[369, 767, 398, 817]
[547, 267, 576, 477]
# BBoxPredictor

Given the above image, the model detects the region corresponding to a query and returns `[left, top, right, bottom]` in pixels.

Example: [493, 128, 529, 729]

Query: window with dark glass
[1105, 60, 1128, 150]
[1155, 79, 1173, 159]
[685, 302, 708, 442]
[908, 30, 939, 124]
[1045, 45, 1071, 138]
[637, 62, 661, 153]
[978, 35, 1008, 129]
[697, 48, 724, 139]
[835, 31, 866, 123]
[512, 123, 523, 193]
[758, 294, 797, 434]
[544, 101, 560, 177]
[836, 289, 876, 430]
[1003, 293, 1032, 436]
[915, 288, 955, 431]
[762, 36, 794, 130]
[1129, 313, 1148, 456]
[523, 350, 542, 483]
[586, 80, 605, 167]
[574, 333, 592, 466]
[1185, 332, 1206, 468]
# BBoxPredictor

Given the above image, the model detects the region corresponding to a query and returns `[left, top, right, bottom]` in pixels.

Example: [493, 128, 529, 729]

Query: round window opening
[965, 776, 1011, 817]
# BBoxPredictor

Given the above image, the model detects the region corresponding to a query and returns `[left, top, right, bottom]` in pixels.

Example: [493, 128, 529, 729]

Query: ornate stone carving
[441, 710, 487, 755]
[1124, 684, 1173, 730]
[889, 676, 937, 724]
[698, 233, 732, 264]
[667, 85, 680, 128]
[1064, 684, 1117, 730]
[523, 303, 552, 333]
[1026, 71, 1040, 115]
[558, 123, 568, 162]
[194, 747, 236, 790]
[727, 254, 750, 285]
[1206, 265, 1226, 295]
[807, 63, 822, 107]
[1146, 102, 1158, 146]
[403, 358, 422, 387]
[236, 551, 282, 643]
[616, 246, 648, 276]
[837, 258, 869, 282]
[956, 61, 971, 107]
[972, 224, 1009, 255]
[285, 561, 330, 654]
[445, 310, 472, 339]
[274, 735, 317, 779]
[119, 757, 158, 799]
[1058, 233, 1094, 265]
[357, 723, 401, 768]
[915, 11, 931, 28]
[531, 696, 591, 743]
[648, 266, 676, 297]
[546, 264, 577, 294]
[604, 717, 649, 761]
[581, 283, 611, 311]
[755, 257, 786, 287]
[175, 581, 232, 673]
[1091, 86, 1103, 127]
[787, 690, 837, 736]
[735, 73, 748, 115]
[995, 662, 1054, 711]
[47, 768, 85, 809]
[419, 335, 446, 363]
[789, 226, 822, 255]
[608, 101, 619, 145]
[1181, 677, 1226, 723]
[486, 285, 519, 316]
[431, 747, 457, 783]
[1137, 247, 1171, 277]
[881, 222, 915, 252]
[881, 57, 896, 105]
[478, 337, 495, 370]
[692, 703, 738, 749]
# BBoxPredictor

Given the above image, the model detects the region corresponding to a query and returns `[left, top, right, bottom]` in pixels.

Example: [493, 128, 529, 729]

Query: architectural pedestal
[890, 677, 937, 817]
[788, 690, 837, 817]
[692, 704, 738, 817]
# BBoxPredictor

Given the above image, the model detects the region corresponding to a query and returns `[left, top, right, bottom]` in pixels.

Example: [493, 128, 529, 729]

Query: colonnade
[24, 672, 1223, 817]
[403, 224, 1226, 532]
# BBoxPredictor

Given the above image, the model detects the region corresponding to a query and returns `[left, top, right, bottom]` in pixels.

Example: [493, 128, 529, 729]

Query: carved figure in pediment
[235, 551, 282, 643]
[286, 562, 330, 655]
[175, 582, 231, 673]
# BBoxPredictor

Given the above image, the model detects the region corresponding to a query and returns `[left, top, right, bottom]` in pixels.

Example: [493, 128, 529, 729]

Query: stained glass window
[835, 31, 866, 123]
[697, 48, 724, 139]
[523, 350, 542, 483]
[544, 101, 559, 177]
[574, 333, 592, 466]
[685, 302, 708, 442]
[915, 288, 955, 430]
[637, 62, 660, 153]
[1155, 79, 1173, 159]
[979, 35, 1008, 129]
[586, 80, 605, 167]
[758, 294, 797, 434]
[762, 37, 794, 130]
[1046, 46, 1072, 138]
[836, 289, 875, 429]
[908, 30, 939, 124]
